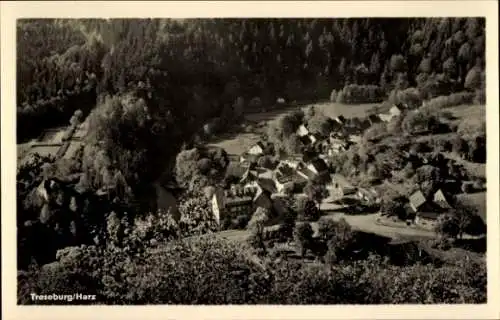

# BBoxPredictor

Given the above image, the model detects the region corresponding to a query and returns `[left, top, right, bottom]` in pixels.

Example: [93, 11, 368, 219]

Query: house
[414, 212, 440, 230]
[274, 170, 307, 194]
[225, 162, 249, 182]
[433, 189, 452, 210]
[247, 142, 265, 155]
[239, 152, 260, 164]
[252, 188, 273, 213]
[356, 187, 380, 204]
[368, 114, 381, 125]
[296, 164, 317, 181]
[239, 167, 258, 185]
[389, 105, 403, 117]
[408, 190, 434, 213]
[306, 158, 329, 176]
[211, 188, 253, 225]
[296, 124, 309, 137]
[298, 134, 312, 146]
[334, 115, 346, 125]
[378, 113, 393, 122]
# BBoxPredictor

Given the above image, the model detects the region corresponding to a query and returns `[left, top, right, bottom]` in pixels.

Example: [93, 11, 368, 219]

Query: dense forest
[17, 18, 486, 304]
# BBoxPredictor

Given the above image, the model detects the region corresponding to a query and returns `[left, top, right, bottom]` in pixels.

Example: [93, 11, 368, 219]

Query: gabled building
[296, 124, 310, 137]
[247, 141, 265, 155]
[433, 189, 452, 210]
[390, 105, 403, 117]
[239, 152, 260, 164]
[211, 188, 253, 225]
[306, 158, 329, 176]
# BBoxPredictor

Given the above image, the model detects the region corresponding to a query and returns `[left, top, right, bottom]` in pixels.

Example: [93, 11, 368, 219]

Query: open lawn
[207, 101, 379, 156]
[456, 191, 486, 222]
[446, 104, 486, 122]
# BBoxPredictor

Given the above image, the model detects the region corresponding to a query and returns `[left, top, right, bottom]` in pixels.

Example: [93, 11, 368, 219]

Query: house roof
[309, 158, 329, 173]
[239, 168, 258, 183]
[409, 190, 427, 210]
[225, 162, 248, 178]
[433, 189, 452, 209]
[257, 177, 277, 194]
[416, 211, 441, 220]
[299, 135, 312, 146]
[298, 166, 317, 180]
[368, 114, 381, 123]
[240, 153, 260, 163]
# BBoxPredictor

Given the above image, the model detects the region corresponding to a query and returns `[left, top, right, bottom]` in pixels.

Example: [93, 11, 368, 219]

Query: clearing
[208, 101, 379, 156]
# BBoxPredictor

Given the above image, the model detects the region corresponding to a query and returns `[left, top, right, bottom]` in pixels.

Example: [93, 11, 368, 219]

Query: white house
[389, 105, 402, 117]
[296, 124, 309, 137]
[247, 142, 265, 155]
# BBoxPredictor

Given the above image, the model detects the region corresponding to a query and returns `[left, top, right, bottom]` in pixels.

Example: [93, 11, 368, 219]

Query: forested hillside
[18, 18, 485, 142]
[17, 18, 487, 304]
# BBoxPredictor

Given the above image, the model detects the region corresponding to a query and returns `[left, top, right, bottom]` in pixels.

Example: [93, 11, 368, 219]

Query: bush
[388, 87, 423, 109]
[422, 92, 475, 112]
[401, 110, 441, 134]
[337, 84, 384, 104]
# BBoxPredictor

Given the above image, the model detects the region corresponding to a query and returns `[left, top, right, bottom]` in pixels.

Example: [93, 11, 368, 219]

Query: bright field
[209, 102, 379, 155]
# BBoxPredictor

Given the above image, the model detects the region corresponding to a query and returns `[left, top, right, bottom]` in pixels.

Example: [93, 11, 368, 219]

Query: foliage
[302, 199, 321, 222]
[336, 84, 384, 104]
[175, 146, 229, 190]
[304, 179, 328, 205]
[294, 223, 314, 257]
[19, 236, 486, 304]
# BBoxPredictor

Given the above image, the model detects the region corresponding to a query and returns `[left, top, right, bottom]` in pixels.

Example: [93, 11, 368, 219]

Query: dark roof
[368, 114, 381, 123]
[257, 178, 277, 194]
[310, 158, 329, 173]
[299, 135, 312, 146]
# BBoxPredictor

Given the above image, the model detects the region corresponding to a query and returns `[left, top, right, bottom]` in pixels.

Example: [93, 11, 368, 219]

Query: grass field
[456, 191, 486, 222]
[208, 101, 379, 155]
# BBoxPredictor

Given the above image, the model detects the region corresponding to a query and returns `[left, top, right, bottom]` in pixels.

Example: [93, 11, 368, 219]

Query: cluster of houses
[407, 189, 452, 230]
[210, 115, 383, 227]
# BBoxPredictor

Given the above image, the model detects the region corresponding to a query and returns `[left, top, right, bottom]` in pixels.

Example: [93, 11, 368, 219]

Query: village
[200, 100, 483, 247]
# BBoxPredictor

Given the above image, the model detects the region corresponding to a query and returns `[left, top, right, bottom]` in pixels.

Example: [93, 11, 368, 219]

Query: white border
[2, 1, 499, 320]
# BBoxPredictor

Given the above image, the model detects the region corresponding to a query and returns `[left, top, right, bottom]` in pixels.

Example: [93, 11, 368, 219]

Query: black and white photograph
[2, 1, 499, 319]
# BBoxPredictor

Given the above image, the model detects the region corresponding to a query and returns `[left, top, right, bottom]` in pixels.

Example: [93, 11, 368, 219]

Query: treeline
[17, 18, 485, 142]
[18, 237, 486, 304]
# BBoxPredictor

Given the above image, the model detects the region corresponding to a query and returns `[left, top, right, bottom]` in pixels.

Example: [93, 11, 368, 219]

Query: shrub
[457, 117, 485, 138]
[337, 84, 384, 104]
[423, 91, 475, 112]
[401, 110, 441, 134]
[464, 67, 483, 91]
[388, 87, 423, 109]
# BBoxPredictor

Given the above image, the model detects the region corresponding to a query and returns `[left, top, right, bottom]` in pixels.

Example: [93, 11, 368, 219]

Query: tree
[390, 54, 406, 72]
[380, 196, 408, 220]
[435, 200, 480, 239]
[304, 179, 328, 207]
[325, 218, 355, 263]
[302, 199, 321, 222]
[464, 67, 482, 91]
[294, 222, 314, 257]
[279, 208, 297, 242]
[317, 218, 338, 241]
[307, 112, 333, 136]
